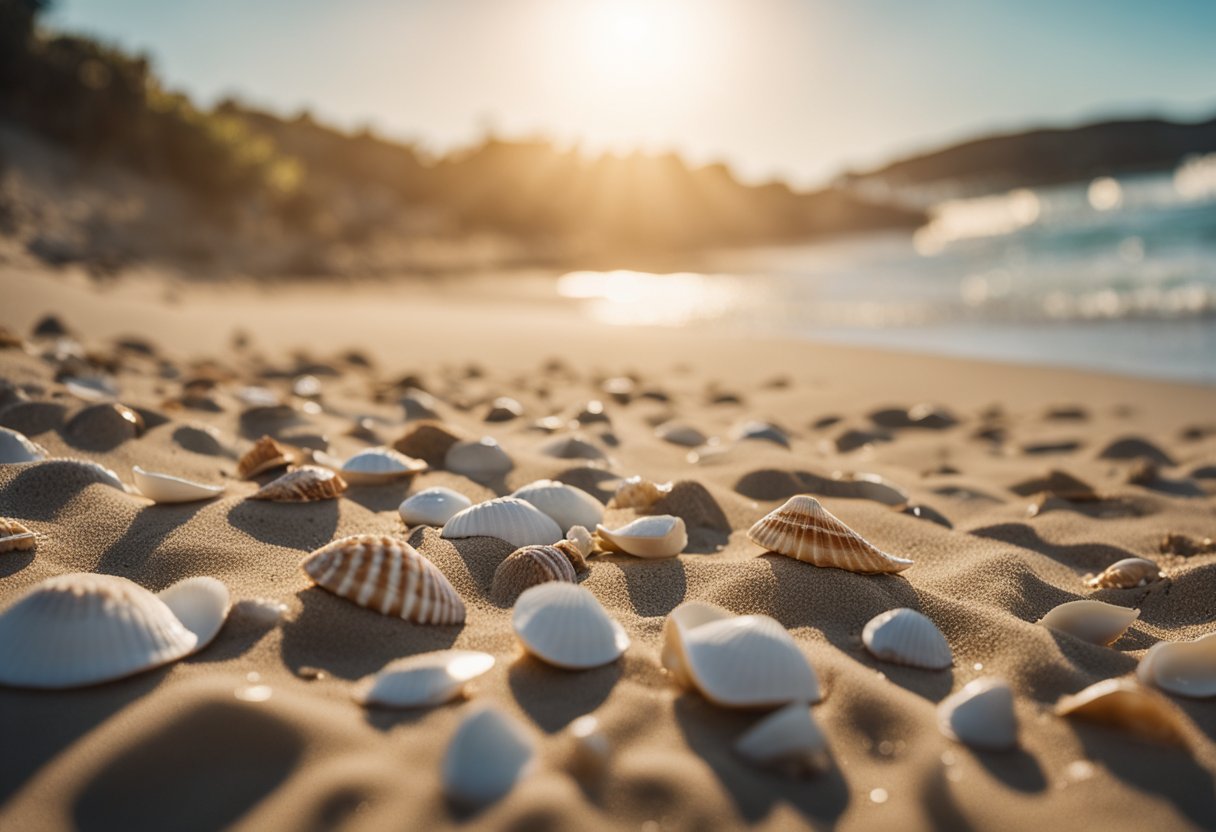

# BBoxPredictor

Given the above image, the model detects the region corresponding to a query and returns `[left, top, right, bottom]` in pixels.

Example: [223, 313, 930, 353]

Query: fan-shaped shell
[442, 497, 563, 548]
[353, 650, 495, 708]
[512, 583, 629, 669]
[0, 518, 36, 552]
[539, 434, 605, 461]
[862, 608, 953, 670]
[444, 437, 513, 483]
[511, 479, 605, 532]
[607, 476, 672, 510]
[0, 573, 198, 689]
[156, 576, 230, 651]
[735, 703, 831, 777]
[302, 534, 465, 624]
[595, 515, 687, 559]
[1085, 558, 1163, 590]
[398, 487, 472, 527]
[132, 465, 225, 504]
[1038, 599, 1140, 646]
[656, 423, 707, 447]
[1137, 633, 1216, 698]
[1055, 678, 1189, 746]
[238, 435, 296, 479]
[747, 495, 913, 573]
[251, 466, 347, 502]
[339, 447, 427, 485]
[442, 705, 537, 807]
[938, 677, 1018, 751]
[0, 426, 46, 464]
[492, 544, 579, 602]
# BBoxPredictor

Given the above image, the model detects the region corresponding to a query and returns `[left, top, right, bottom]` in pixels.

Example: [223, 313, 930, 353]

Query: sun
[580, 0, 693, 85]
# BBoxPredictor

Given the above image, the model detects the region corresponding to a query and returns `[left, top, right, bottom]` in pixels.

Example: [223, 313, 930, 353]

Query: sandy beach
[1, 268, 1214, 831]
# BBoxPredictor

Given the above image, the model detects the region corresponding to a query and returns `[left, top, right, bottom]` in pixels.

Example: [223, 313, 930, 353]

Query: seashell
[731, 420, 790, 448]
[63, 375, 118, 402]
[398, 487, 473, 527]
[512, 583, 629, 669]
[538, 434, 606, 461]
[511, 479, 604, 532]
[1038, 599, 1139, 646]
[0, 573, 198, 689]
[656, 422, 708, 447]
[565, 525, 595, 564]
[735, 703, 831, 777]
[595, 515, 687, 559]
[1137, 633, 1216, 698]
[393, 420, 463, 468]
[444, 437, 514, 483]
[291, 375, 322, 399]
[156, 576, 230, 651]
[235, 386, 280, 408]
[0, 426, 47, 463]
[602, 376, 635, 402]
[63, 402, 144, 447]
[937, 677, 1018, 751]
[302, 534, 465, 624]
[1085, 558, 1163, 590]
[442, 704, 537, 807]
[492, 544, 580, 603]
[442, 497, 563, 548]
[0, 518, 36, 552]
[400, 388, 440, 421]
[251, 465, 346, 502]
[573, 400, 611, 424]
[677, 614, 821, 708]
[172, 423, 227, 456]
[1055, 678, 1189, 747]
[661, 601, 733, 685]
[353, 650, 495, 708]
[484, 396, 524, 422]
[607, 476, 673, 510]
[237, 435, 297, 479]
[747, 495, 913, 574]
[862, 608, 953, 670]
[339, 447, 427, 485]
[132, 465, 225, 504]
[567, 714, 611, 776]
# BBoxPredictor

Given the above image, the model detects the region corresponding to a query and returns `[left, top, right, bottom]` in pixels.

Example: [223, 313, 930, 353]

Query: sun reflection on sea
[556, 270, 743, 326]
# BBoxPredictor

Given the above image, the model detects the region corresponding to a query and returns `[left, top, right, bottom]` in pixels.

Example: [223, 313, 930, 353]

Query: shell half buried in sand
[1137, 633, 1216, 698]
[237, 435, 297, 479]
[595, 515, 687, 559]
[444, 437, 513, 483]
[156, 576, 231, 651]
[510, 479, 605, 533]
[1055, 678, 1190, 747]
[353, 649, 495, 708]
[747, 495, 913, 574]
[338, 447, 427, 485]
[0, 426, 47, 464]
[937, 677, 1019, 751]
[862, 608, 953, 670]
[398, 487, 472, 527]
[132, 465, 225, 504]
[251, 466, 347, 502]
[512, 583, 629, 670]
[1084, 557, 1164, 590]
[735, 702, 831, 778]
[607, 476, 672, 511]
[1037, 599, 1140, 646]
[0, 518, 37, 553]
[441, 497, 563, 549]
[492, 543, 581, 603]
[302, 534, 465, 625]
[442, 704, 537, 807]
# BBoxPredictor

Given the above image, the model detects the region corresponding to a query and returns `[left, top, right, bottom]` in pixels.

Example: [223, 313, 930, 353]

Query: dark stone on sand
[1097, 436, 1175, 466]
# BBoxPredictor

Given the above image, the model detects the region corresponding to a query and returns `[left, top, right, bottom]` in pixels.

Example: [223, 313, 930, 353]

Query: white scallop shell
[444, 437, 514, 483]
[1038, 599, 1140, 646]
[132, 465, 226, 504]
[398, 487, 473, 527]
[339, 447, 427, 485]
[862, 608, 953, 670]
[511, 479, 605, 532]
[442, 704, 537, 807]
[353, 650, 495, 708]
[656, 423, 708, 447]
[735, 702, 831, 777]
[0, 573, 198, 689]
[1137, 632, 1216, 698]
[442, 497, 563, 548]
[512, 583, 629, 669]
[595, 515, 687, 559]
[156, 576, 230, 651]
[0, 427, 46, 464]
[937, 677, 1018, 751]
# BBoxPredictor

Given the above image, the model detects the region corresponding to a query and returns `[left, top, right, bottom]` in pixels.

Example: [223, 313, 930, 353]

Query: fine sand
[1, 269, 1215, 831]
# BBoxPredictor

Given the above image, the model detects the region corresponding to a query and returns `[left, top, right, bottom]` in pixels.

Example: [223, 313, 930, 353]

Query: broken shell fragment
[444, 437, 513, 483]
[1137, 633, 1216, 698]
[607, 476, 673, 511]
[862, 608, 953, 670]
[595, 515, 687, 559]
[354, 650, 495, 708]
[398, 487, 473, 527]
[938, 677, 1019, 751]
[237, 435, 296, 479]
[510, 479, 604, 533]
[132, 466, 225, 504]
[512, 583, 629, 669]
[1055, 678, 1189, 747]
[564, 525, 595, 564]
[1085, 558, 1163, 590]
[442, 705, 537, 807]
[251, 466, 347, 502]
[1038, 599, 1140, 646]
[442, 497, 563, 548]
[0, 518, 36, 553]
[735, 703, 831, 777]
[747, 495, 913, 573]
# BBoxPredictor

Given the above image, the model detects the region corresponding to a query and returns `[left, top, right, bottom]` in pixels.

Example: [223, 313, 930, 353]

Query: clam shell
[595, 515, 687, 559]
[442, 705, 537, 807]
[353, 650, 495, 708]
[862, 608, 953, 670]
[0, 573, 198, 689]
[251, 466, 347, 502]
[1085, 557, 1163, 590]
[539, 434, 606, 461]
[0, 518, 36, 552]
[607, 476, 672, 511]
[1055, 678, 1189, 746]
[735, 703, 831, 777]
[511, 479, 604, 532]
[444, 437, 513, 483]
[938, 677, 1018, 751]
[512, 583, 629, 669]
[1038, 599, 1140, 646]
[492, 544, 579, 603]
[398, 487, 473, 527]
[237, 435, 296, 479]
[1137, 633, 1216, 698]
[132, 465, 225, 504]
[303, 535, 465, 624]
[0, 426, 47, 464]
[442, 497, 563, 548]
[656, 423, 707, 447]
[156, 576, 230, 651]
[661, 601, 733, 685]
[747, 495, 913, 574]
[339, 447, 427, 485]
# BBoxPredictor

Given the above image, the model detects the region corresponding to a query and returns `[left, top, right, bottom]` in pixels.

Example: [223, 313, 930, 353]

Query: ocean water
[556, 154, 1216, 383]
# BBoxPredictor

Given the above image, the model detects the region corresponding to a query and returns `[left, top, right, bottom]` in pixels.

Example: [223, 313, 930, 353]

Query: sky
[48, 0, 1216, 187]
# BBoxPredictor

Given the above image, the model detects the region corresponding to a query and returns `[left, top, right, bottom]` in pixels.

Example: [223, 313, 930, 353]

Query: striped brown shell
[747, 495, 913, 574]
[0, 518, 36, 553]
[238, 435, 296, 479]
[251, 466, 346, 502]
[492, 544, 579, 603]
[1085, 557, 1163, 590]
[302, 534, 465, 624]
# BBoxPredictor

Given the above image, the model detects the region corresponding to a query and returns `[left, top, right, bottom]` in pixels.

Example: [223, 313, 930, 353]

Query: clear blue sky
[48, 0, 1216, 186]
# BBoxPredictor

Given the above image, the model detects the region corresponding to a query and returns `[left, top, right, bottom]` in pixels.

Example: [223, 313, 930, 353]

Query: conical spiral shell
[492, 544, 578, 603]
[302, 535, 465, 624]
[251, 466, 347, 502]
[747, 495, 913, 573]
[862, 608, 953, 670]
[238, 435, 296, 479]
[0, 518, 36, 552]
